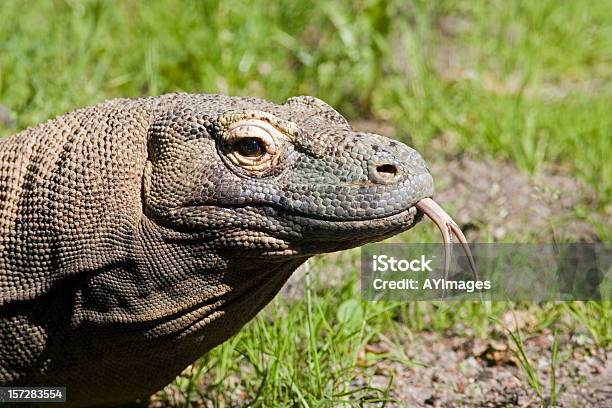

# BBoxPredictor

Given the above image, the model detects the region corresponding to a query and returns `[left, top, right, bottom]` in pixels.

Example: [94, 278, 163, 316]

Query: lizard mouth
[273, 205, 423, 254]
[281, 204, 420, 224]
[178, 200, 420, 223]
[288, 197, 479, 284]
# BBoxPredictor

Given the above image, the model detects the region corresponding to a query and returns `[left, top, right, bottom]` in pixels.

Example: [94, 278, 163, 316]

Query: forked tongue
[415, 198, 481, 299]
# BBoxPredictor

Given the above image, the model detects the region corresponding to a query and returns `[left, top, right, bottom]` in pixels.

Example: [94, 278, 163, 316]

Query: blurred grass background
[0, 0, 610, 406]
[0, 0, 610, 207]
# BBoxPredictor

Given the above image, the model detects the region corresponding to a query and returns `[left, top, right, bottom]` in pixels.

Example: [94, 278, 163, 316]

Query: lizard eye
[233, 138, 265, 158]
[223, 120, 281, 172]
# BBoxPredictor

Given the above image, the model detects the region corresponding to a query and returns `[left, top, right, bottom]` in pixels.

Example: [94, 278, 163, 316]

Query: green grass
[1, 0, 610, 406]
[491, 315, 544, 400]
[1, 0, 610, 208]
[166, 256, 609, 406]
[550, 329, 559, 407]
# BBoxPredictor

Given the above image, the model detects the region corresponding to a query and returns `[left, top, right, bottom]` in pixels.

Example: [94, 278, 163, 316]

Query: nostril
[376, 164, 397, 176]
[369, 162, 400, 185]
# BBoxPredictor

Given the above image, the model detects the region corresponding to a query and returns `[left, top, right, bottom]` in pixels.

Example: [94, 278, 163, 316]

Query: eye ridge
[234, 138, 265, 157]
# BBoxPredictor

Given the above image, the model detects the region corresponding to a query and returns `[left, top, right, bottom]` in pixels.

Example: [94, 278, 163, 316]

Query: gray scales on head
[0, 93, 474, 407]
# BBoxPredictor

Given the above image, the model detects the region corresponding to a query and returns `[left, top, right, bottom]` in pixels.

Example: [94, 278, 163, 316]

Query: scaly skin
[0, 93, 433, 406]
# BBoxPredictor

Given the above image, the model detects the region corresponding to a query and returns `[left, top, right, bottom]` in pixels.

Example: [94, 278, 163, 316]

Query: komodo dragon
[0, 93, 473, 406]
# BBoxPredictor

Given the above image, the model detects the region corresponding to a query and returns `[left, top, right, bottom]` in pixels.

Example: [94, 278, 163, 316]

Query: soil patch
[352, 331, 610, 407]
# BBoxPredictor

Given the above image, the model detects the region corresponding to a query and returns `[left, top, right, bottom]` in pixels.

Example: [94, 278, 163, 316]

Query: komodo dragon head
[144, 95, 433, 256]
[0, 93, 473, 406]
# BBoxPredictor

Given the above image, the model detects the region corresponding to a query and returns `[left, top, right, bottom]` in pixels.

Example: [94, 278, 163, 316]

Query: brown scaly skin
[0, 93, 434, 406]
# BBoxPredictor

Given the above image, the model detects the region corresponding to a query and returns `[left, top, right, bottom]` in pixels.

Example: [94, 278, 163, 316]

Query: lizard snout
[358, 134, 434, 204]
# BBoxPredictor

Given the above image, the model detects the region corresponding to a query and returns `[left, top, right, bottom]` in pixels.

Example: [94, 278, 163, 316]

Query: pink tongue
[415, 198, 479, 288]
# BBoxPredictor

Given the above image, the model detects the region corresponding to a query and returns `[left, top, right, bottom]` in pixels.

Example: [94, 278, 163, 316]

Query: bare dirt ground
[428, 153, 601, 243]
[353, 331, 610, 407]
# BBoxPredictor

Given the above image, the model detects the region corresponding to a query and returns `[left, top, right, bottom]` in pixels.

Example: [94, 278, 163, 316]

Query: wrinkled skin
[0, 93, 433, 406]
